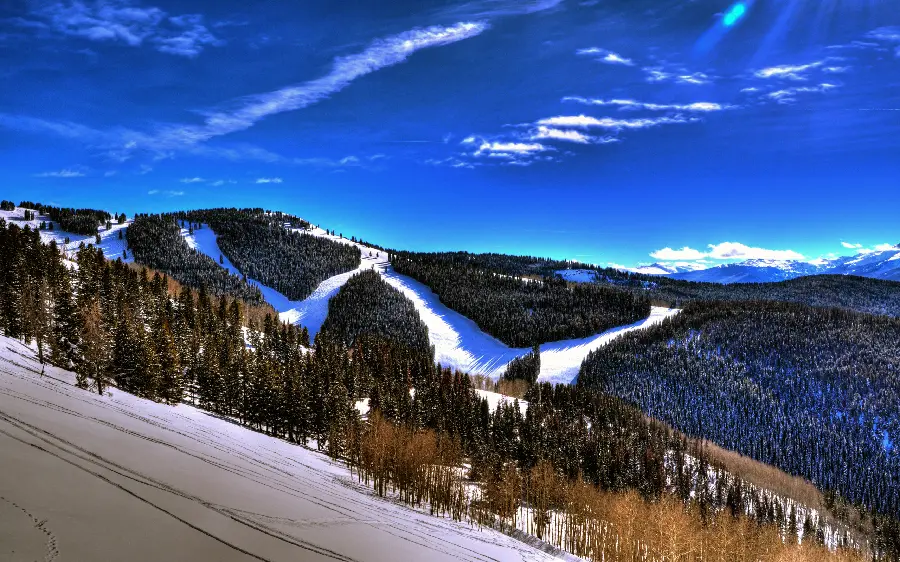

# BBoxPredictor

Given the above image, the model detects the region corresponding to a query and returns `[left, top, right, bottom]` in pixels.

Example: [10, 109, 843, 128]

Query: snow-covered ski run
[184, 223, 679, 385]
[0, 335, 574, 562]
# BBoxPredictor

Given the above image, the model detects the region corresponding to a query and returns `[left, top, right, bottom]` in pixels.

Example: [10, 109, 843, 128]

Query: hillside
[579, 299, 900, 521]
[0, 335, 566, 562]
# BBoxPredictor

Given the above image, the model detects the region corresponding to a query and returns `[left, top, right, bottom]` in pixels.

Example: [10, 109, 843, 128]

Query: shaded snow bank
[0, 335, 566, 562]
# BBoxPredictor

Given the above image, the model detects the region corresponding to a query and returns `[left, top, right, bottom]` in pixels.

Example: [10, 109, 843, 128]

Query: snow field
[0, 335, 567, 562]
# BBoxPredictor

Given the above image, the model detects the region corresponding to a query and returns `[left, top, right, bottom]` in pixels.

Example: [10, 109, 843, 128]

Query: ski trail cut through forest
[187, 223, 679, 383]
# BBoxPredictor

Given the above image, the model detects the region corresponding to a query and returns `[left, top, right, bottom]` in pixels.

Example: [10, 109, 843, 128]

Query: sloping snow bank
[0, 335, 564, 562]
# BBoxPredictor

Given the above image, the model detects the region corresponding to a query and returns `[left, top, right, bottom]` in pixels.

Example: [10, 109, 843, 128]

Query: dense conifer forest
[430, 252, 900, 317]
[579, 300, 900, 522]
[176, 208, 360, 301]
[390, 251, 651, 347]
[15, 200, 118, 236]
[320, 269, 431, 352]
[127, 214, 264, 305]
[2, 215, 898, 560]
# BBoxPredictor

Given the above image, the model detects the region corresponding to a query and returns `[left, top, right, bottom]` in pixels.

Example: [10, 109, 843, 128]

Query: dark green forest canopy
[127, 214, 264, 305]
[321, 269, 431, 353]
[178, 208, 360, 302]
[578, 299, 900, 518]
[426, 251, 900, 317]
[390, 251, 651, 347]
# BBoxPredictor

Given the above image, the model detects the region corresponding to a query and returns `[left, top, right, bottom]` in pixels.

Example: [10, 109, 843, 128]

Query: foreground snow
[187, 221, 678, 384]
[0, 335, 567, 562]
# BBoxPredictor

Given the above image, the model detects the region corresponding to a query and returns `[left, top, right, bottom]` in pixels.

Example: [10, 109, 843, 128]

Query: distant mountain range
[630, 244, 900, 284]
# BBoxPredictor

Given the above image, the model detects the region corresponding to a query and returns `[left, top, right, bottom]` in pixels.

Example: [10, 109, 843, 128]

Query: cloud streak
[576, 47, 634, 66]
[22, 0, 222, 58]
[34, 169, 85, 178]
[563, 97, 732, 112]
[536, 114, 697, 130]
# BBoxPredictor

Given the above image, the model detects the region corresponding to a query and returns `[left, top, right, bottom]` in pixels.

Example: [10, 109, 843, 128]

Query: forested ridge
[436, 251, 900, 317]
[176, 208, 360, 301]
[15, 200, 122, 236]
[127, 214, 264, 305]
[390, 251, 651, 347]
[579, 299, 900, 523]
[3, 217, 891, 560]
[320, 269, 431, 352]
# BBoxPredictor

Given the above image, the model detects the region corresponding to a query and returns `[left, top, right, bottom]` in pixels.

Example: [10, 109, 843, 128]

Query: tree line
[579, 299, 900, 534]
[0, 217, 892, 560]
[390, 251, 652, 347]
[127, 214, 264, 305]
[16, 200, 123, 236]
[174, 208, 361, 302]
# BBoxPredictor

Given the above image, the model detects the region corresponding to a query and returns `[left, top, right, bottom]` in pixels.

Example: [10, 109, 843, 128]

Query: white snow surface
[555, 269, 598, 283]
[186, 221, 678, 384]
[1, 206, 132, 263]
[474, 389, 529, 415]
[0, 335, 567, 562]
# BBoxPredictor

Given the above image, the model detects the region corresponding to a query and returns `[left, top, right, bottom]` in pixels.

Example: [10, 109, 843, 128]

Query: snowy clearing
[555, 269, 598, 283]
[1, 206, 132, 263]
[0, 335, 566, 562]
[187, 221, 678, 384]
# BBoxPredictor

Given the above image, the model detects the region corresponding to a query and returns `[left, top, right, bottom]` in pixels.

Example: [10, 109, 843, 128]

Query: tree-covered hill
[320, 269, 431, 352]
[179, 208, 360, 301]
[390, 251, 651, 347]
[428, 251, 900, 317]
[127, 214, 264, 305]
[579, 299, 900, 519]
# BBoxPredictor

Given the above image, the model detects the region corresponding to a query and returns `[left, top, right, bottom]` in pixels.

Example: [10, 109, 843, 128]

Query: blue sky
[2, 0, 899, 269]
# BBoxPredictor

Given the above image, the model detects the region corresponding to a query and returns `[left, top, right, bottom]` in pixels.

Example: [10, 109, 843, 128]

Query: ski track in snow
[0, 336, 568, 562]
[185, 222, 679, 384]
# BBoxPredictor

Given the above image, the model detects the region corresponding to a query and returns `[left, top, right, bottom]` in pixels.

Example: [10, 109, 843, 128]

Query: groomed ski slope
[1, 206, 132, 264]
[188, 222, 679, 384]
[0, 336, 570, 562]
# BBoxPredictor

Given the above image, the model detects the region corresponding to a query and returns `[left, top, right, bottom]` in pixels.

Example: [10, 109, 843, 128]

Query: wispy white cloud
[180, 176, 205, 183]
[255, 177, 283, 184]
[536, 114, 697, 129]
[475, 141, 549, 156]
[563, 97, 732, 112]
[867, 27, 900, 43]
[529, 126, 592, 144]
[576, 47, 634, 66]
[841, 241, 863, 249]
[822, 66, 849, 74]
[766, 83, 837, 104]
[651, 242, 804, 262]
[21, 0, 222, 58]
[34, 169, 85, 178]
[676, 72, 711, 85]
[755, 61, 823, 80]
[147, 189, 184, 197]
[146, 22, 488, 151]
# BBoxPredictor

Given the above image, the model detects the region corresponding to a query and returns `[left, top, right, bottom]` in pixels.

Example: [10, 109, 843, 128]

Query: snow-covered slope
[1, 206, 132, 263]
[0, 335, 567, 562]
[187, 221, 678, 384]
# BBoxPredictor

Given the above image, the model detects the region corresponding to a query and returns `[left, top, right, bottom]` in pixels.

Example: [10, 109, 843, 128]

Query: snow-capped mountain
[666, 245, 900, 284]
[631, 262, 710, 276]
